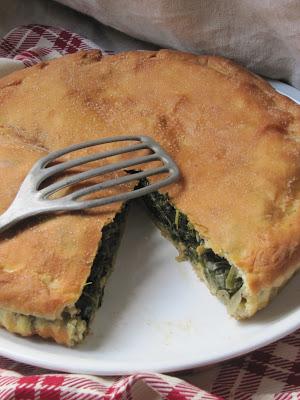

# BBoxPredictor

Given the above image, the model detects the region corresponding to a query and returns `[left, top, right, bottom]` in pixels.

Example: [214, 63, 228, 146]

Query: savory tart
[0, 49, 299, 345]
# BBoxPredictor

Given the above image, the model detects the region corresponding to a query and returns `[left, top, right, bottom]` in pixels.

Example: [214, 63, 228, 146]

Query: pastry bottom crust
[0, 309, 86, 346]
[156, 220, 283, 319]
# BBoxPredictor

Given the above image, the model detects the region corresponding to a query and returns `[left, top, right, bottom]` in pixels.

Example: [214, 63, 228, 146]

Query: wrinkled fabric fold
[56, 0, 300, 89]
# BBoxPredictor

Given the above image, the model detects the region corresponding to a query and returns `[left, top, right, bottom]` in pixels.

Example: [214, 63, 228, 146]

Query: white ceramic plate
[0, 81, 299, 376]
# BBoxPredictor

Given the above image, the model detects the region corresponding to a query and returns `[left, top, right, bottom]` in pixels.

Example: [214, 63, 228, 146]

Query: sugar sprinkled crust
[0, 49, 299, 337]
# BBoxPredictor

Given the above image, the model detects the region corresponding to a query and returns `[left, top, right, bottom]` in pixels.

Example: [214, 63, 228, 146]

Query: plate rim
[0, 311, 299, 375]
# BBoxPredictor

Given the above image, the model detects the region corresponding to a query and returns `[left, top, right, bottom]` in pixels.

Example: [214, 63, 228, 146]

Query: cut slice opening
[139, 178, 247, 316]
[0, 176, 249, 346]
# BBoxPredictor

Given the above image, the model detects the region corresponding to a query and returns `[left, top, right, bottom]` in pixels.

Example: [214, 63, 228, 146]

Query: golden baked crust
[0, 49, 299, 327]
[0, 131, 124, 320]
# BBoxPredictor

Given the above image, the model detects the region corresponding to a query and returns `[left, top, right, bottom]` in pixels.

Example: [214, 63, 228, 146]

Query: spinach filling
[140, 181, 243, 297]
[65, 173, 243, 331]
[74, 206, 127, 323]
[0, 207, 127, 346]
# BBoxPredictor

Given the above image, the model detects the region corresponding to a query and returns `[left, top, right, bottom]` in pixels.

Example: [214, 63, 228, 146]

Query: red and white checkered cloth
[0, 24, 299, 400]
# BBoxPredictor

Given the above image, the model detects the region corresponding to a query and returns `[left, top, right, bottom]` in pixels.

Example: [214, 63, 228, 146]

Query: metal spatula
[0, 135, 179, 233]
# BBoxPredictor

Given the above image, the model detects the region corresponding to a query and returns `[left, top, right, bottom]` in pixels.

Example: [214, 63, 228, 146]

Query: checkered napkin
[0, 24, 299, 400]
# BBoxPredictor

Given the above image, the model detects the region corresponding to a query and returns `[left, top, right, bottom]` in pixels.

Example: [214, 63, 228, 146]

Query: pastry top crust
[0, 132, 124, 319]
[0, 50, 299, 318]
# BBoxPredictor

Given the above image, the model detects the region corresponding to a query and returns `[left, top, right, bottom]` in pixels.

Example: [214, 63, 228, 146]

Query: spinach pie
[0, 49, 299, 345]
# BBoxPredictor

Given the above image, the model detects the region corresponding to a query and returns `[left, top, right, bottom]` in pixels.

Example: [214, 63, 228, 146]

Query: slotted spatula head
[0, 135, 180, 233]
